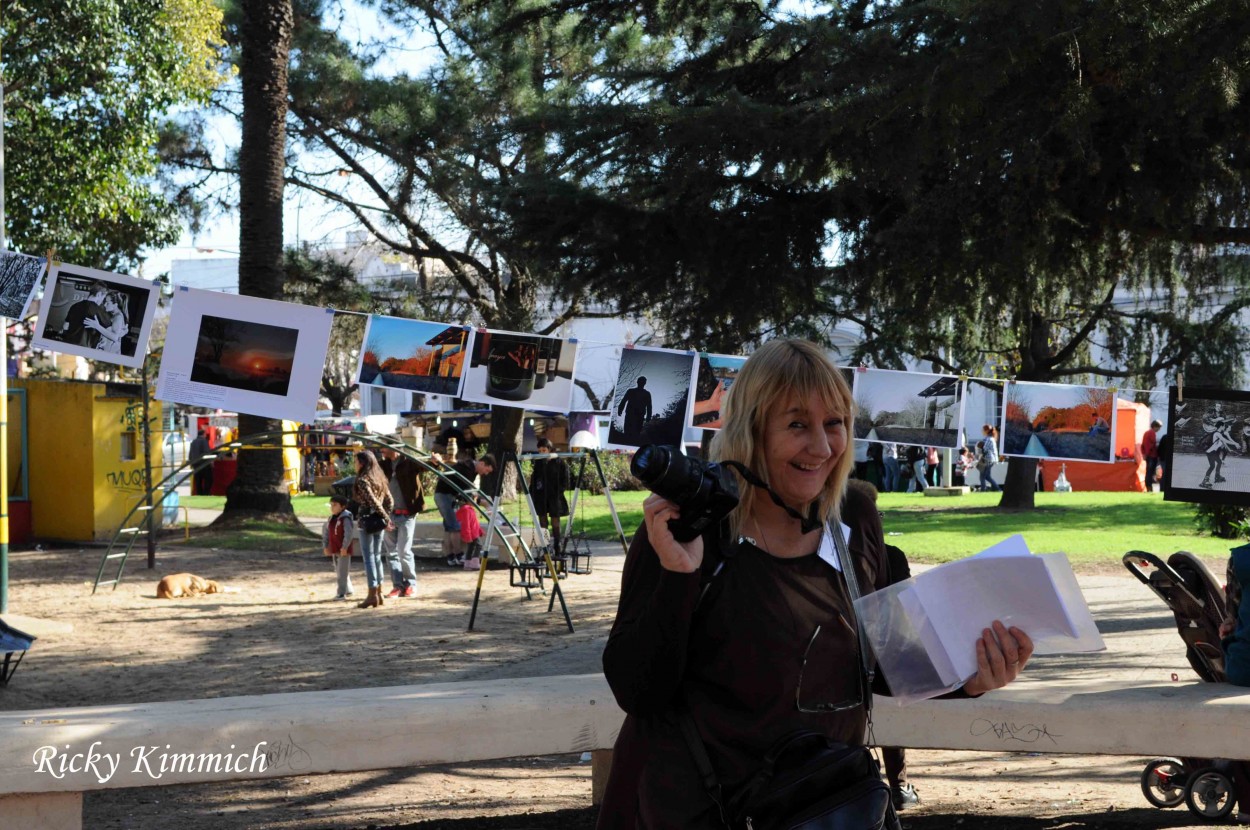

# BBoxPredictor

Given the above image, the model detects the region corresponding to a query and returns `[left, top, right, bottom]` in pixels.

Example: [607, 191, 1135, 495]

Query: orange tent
[1039, 399, 1151, 492]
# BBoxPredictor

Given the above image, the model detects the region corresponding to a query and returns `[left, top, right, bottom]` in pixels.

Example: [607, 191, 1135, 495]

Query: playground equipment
[91, 429, 513, 594]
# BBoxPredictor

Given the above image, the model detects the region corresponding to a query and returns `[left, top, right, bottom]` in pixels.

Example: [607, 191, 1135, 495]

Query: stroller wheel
[1141, 758, 1187, 808]
[1184, 767, 1236, 819]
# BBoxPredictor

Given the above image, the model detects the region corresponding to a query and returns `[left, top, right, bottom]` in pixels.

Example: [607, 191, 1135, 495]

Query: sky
[853, 368, 957, 414]
[141, 1, 439, 279]
[365, 316, 466, 360]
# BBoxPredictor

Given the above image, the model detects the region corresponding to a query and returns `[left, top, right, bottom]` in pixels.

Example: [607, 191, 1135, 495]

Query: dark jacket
[381, 455, 424, 514]
[529, 455, 570, 516]
[597, 487, 889, 828]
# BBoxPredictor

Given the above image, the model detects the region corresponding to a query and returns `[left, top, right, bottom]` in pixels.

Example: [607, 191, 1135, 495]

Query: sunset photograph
[190, 315, 300, 396]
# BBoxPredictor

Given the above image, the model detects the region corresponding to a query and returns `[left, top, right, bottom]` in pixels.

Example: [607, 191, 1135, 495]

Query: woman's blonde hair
[710, 339, 856, 539]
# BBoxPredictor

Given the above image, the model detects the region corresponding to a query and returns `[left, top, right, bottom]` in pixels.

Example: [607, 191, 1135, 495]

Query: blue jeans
[1144, 457, 1162, 491]
[384, 514, 417, 589]
[359, 529, 385, 588]
[883, 457, 900, 492]
[909, 459, 927, 492]
[434, 492, 461, 533]
[981, 465, 999, 491]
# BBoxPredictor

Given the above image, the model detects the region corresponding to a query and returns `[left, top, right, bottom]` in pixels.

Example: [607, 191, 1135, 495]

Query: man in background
[1142, 419, 1163, 493]
[380, 447, 423, 598]
[189, 429, 214, 496]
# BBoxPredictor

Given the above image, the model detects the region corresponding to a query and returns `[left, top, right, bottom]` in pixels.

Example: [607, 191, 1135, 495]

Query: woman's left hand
[961, 620, 1034, 696]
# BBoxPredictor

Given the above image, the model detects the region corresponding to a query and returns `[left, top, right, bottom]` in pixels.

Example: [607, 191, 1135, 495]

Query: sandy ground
[0, 529, 1242, 829]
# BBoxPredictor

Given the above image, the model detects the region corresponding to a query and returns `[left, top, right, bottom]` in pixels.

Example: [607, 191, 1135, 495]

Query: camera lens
[630, 444, 672, 487]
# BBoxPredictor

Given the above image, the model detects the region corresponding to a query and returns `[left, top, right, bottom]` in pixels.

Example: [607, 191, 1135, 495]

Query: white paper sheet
[156, 287, 334, 422]
[855, 535, 1105, 702]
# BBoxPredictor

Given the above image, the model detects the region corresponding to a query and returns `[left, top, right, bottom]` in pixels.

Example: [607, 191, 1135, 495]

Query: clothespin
[1177, 373, 1184, 403]
[1008, 375, 1017, 386]
[568, 337, 578, 344]
[857, 364, 868, 373]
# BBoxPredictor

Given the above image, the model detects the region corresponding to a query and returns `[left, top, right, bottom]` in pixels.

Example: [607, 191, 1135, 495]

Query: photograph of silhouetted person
[618, 377, 652, 441]
[607, 347, 696, 450]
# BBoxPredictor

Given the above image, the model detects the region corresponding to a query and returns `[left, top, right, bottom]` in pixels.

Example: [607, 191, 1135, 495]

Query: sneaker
[386, 587, 402, 598]
[401, 585, 415, 598]
[446, 555, 459, 567]
[891, 783, 920, 811]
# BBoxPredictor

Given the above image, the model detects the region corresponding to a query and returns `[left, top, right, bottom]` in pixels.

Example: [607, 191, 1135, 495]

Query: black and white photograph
[460, 329, 579, 411]
[1163, 386, 1250, 507]
[32, 261, 159, 369]
[156, 287, 334, 423]
[1001, 380, 1116, 463]
[851, 367, 965, 449]
[0, 250, 47, 319]
[607, 346, 696, 450]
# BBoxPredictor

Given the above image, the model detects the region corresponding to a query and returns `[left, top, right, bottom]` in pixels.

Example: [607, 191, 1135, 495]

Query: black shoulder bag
[678, 523, 897, 830]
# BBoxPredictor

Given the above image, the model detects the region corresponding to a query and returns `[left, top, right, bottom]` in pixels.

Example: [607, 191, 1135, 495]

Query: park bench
[1, 673, 1248, 829]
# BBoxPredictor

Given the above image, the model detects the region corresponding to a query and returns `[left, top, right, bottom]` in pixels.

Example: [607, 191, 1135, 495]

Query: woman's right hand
[643, 492, 703, 573]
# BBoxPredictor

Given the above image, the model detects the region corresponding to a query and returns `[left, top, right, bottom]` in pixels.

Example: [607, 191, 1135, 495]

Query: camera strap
[719, 460, 822, 534]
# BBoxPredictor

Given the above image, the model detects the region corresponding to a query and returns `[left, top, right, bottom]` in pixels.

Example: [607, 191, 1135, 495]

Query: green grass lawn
[180, 490, 1235, 565]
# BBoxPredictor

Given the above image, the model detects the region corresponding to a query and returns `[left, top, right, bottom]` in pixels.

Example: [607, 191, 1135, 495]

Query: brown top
[598, 488, 889, 829]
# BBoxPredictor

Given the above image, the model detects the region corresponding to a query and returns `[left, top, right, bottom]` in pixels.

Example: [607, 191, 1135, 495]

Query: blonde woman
[599, 339, 1032, 828]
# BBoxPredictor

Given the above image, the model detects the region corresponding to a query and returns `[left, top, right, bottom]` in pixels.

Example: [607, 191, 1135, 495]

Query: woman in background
[979, 424, 1000, 492]
[353, 450, 394, 608]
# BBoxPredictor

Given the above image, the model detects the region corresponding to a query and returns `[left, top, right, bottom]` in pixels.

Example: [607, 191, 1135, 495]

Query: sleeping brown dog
[156, 573, 223, 599]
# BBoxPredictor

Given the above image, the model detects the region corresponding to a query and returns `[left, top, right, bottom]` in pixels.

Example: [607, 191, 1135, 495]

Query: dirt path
[0, 538, 1239, 829]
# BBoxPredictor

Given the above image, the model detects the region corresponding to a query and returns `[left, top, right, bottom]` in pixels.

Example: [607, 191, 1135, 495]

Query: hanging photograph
[32, 261, 160, 370]
[460, 328, 580, 411]
[356, 315, 472, 398]
[607, 346, 696, 450]
[1000, 381, 1117, 463]
[851, 368, 965, 449]
[1163, 386, 1250, 507]
[156, 287, 333, 422]
[0, 250, 47, 319]
[688, 353, 747, 431]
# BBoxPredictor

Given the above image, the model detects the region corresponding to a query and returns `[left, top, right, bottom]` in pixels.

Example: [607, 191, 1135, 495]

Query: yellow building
[11, 378, 163, 543]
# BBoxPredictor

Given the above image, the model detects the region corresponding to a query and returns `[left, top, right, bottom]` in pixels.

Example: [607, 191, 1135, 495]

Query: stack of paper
[855, 535, 1104, 703]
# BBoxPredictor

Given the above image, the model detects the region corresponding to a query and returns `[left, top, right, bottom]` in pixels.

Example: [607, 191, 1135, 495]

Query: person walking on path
[979, 425, 1001, 492]
[353, 450, 394, 609]
[1141, 419, 1163, 493]
[882, 442, 900, 492]
[379, 447, 422, 598]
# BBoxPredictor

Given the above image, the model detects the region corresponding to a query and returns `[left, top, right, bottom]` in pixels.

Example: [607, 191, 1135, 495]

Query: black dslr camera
[630, 445, 739, 542]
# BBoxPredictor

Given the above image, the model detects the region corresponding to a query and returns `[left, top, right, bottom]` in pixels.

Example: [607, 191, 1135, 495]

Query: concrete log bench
[2, 674, 1248, 829]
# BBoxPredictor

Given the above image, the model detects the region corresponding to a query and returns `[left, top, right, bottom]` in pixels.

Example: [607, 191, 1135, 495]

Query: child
[323, 495, 358, 599]
[454, 498, 484, 568]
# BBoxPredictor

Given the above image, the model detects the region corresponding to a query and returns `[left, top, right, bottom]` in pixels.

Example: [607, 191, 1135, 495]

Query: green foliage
[1192, 504, 1250, 541]
[2, 0, 227, 270]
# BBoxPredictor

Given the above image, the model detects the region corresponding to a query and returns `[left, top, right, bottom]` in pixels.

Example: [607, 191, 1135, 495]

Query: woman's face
[760, 392, 847, 510]
[104, 296, 120, 314]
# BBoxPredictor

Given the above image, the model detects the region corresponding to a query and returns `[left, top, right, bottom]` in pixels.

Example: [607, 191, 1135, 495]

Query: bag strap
[677, 705, 731, 828]
[829, 520, 876, 719]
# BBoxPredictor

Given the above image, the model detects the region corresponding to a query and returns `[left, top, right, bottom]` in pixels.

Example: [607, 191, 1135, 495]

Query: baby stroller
[1123, 549, 1242, 821]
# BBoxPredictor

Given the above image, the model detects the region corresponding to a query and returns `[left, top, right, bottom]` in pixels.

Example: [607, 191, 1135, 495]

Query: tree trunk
[998, 456, 1039, 510]
[220, 0, 295, 522]
[485, 405, 525, 501]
